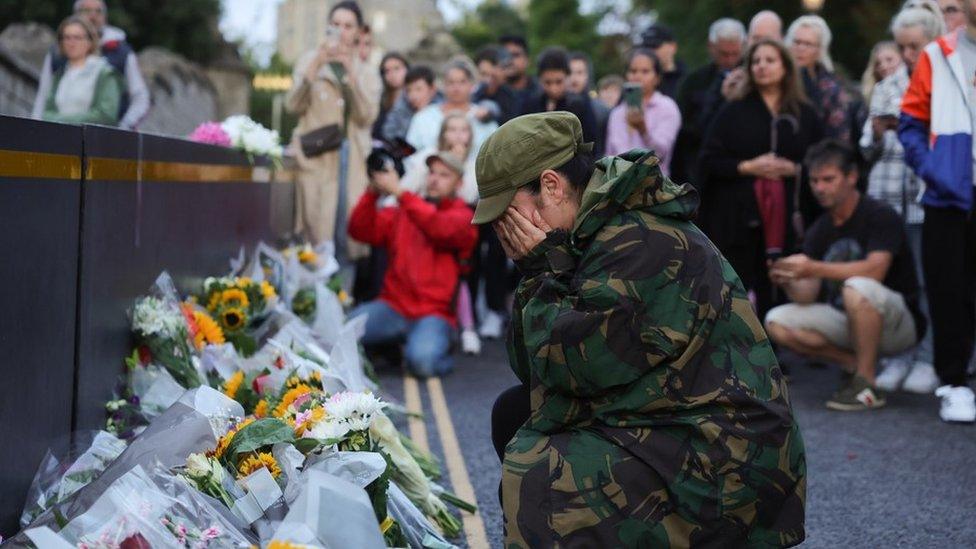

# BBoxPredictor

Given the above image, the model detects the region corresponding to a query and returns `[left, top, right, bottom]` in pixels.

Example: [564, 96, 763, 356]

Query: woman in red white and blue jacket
[898, 21, 976, 423]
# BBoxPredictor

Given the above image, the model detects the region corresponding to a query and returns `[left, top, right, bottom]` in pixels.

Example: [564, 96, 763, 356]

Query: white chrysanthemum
[324, 392, 386, 432]
[305, 418, 350, 441]
[132, 297, 184, 338]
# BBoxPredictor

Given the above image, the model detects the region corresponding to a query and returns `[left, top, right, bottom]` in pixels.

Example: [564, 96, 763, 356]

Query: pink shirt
[605, 91, 682, 175]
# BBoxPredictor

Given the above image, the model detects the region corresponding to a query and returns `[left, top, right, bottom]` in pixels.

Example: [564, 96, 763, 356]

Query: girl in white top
[405, 58, 497, 154]
[399, 112, 480, 204]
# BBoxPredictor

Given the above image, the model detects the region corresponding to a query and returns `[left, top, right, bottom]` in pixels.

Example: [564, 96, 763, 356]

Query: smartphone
[623, 83, 642, 108]
[324, 26, 340, 48]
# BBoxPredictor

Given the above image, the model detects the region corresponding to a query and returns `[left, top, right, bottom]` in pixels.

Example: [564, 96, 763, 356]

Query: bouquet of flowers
[188, 122, 232, 148]
[200, 276, 278, 356]
[221, 115, 283, 162]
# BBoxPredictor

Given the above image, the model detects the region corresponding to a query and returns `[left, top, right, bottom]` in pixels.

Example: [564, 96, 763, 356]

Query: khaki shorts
[765, 276, 918, 356]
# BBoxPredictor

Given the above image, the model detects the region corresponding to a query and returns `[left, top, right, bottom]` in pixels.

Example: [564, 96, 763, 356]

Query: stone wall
[0, 45, 37, 118]
[137, 47, 219, 137]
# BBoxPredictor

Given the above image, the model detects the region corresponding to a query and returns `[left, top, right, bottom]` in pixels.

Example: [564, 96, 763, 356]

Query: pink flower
[188, 122, 232, 147]
[201, 526, 221, 540]
[295, 409, 312, 427]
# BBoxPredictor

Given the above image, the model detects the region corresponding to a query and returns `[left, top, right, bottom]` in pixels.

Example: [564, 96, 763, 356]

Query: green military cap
[472, 111, 593, 225]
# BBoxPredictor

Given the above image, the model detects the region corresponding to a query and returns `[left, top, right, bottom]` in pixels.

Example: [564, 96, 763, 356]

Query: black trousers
[480, 226, 517, 314]
[922, 203, 976, 387]
[491, 384, 531, 505]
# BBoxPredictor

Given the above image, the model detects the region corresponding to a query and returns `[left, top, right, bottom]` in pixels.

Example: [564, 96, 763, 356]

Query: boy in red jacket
[348, 152, 479, 377]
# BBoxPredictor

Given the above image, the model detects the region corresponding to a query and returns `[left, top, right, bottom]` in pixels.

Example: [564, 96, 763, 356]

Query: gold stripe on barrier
[0, 149, 83, 180]
[86, 157, 255, 182]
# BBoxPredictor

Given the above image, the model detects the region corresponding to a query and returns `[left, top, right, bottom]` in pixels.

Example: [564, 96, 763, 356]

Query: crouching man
[348, 152, 478, 378]
[478, 112, 806, 547]
[766, 140, 926, 411]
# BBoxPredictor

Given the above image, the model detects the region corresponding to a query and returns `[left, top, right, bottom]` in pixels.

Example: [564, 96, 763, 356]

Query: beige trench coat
[286, 50, 380, 258]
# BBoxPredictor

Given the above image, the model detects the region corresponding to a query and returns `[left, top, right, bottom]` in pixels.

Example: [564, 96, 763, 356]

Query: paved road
[379, 343, 976, 548]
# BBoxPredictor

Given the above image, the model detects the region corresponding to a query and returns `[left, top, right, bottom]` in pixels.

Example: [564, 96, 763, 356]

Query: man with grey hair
[749, 9, 784, 45]
[32, 0, 150, 129]
[673, 18, 746, 185]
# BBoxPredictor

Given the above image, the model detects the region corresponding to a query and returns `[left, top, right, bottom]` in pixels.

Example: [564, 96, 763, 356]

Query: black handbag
[299, 124, 343, 158]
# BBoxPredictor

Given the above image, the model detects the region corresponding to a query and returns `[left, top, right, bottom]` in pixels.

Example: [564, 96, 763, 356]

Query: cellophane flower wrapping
[19, 431, 128, 528]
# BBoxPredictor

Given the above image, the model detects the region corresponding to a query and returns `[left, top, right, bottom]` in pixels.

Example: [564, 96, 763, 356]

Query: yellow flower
[237, 452, 281, 479]
[220, 288, 250, 308]
[221, 307, 247, 332]
[292, 407, 326, 436]
[208, 417, 255, 459]
[192, 310, 225, 349]
[298, 249, 318, 264]
[267, 541, 311, 549]
[254, 400, 268, 418]
[236, 276, 253, 287]
[260, 280, 277, 300]
[273, 384, 314, 418]
[222, 371, 245, 399]
[206, 292, 221, 312]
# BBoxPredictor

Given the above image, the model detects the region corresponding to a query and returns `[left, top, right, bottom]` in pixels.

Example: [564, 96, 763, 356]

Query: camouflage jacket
[503, 150, 806, 548]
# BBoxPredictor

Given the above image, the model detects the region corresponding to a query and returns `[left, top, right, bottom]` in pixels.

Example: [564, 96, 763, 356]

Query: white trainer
[935, 385, 976, 423]
[875, 358, 911, 392]
[902, 362, 940, 394]
[461, 329, 482, 355]
[478, 310, 505, 339]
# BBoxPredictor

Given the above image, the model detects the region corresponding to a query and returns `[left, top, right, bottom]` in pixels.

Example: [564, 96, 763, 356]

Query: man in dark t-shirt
[765, 140, 924, 411]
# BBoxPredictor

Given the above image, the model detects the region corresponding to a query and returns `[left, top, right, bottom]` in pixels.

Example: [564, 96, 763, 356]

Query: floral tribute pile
[10, 243, 472, 549]
[189, 116, 284, 163]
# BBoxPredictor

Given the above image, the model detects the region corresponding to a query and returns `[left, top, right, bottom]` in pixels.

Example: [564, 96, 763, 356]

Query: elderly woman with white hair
[864, 5, 947, 395]
[786, 15, 852, 143]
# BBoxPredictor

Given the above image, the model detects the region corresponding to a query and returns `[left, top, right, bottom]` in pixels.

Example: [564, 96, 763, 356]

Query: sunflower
[192, 310, 225, 349]
[206, 291, 221, 312]
[260, 280, 277, 301]
[298, 249, 318, 265]
[208, 417, 254, 460]
[219, 288, 250, 309]
[254, 400, 269, 418]
[236, 276, 253, 287]
[222, 371, 245, 399]
[273, 384, 314, 419]
[237, 452, 281, 479]
[220, 307, 247, 332]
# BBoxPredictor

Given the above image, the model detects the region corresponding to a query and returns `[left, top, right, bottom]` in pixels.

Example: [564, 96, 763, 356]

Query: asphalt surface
[379, 343, 976, 548]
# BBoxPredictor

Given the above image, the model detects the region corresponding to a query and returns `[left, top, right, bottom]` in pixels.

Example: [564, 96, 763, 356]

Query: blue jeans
[349, 300, 454, 378]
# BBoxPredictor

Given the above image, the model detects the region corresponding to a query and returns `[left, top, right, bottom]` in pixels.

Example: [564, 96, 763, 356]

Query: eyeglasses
[791, 39, 820, 50]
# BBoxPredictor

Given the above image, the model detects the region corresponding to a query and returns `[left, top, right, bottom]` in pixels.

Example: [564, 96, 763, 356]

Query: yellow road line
[402, 374, 429, 453]
[427, 377, 490, 549]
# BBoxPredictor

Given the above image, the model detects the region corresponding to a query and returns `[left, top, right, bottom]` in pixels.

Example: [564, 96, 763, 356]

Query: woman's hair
[379, 52, 409, 110]
[437, 112, 473, 155]
[524, 153, 595, 199]
[785, 15, 834, 72]
[891, 6, 946, 41]
[737, 39, 807, 116]
[860, 41, 898, 100]
[57, 15, 100, 57]
[442, 56, 476, 82]
[329, 1, 364, 27]
[625, 47, 663, 77]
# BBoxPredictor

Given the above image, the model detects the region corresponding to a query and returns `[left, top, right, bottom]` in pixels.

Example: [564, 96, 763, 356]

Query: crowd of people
[286, 0, 975, 427]
[23, 0, 975, 426]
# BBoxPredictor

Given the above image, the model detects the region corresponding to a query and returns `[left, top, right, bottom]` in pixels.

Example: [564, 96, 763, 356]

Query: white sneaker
[902, 362, 940, 394]
[875, 358, 911, 392]
[478, 310, 505, 339]
[461, 329, 481, 355]
[935, 385, 976, 423]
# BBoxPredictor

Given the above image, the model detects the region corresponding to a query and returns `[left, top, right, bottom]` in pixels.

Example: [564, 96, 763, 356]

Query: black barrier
[0, 115, 293, 536]
[0, 117, 83, 537]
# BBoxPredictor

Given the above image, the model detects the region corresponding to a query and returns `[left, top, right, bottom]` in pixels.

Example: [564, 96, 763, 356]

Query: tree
[631, 0, 904, 78]
[526, 0, 603, 57]
[451, 0, 527, 54]
[0, 0, 222, 64]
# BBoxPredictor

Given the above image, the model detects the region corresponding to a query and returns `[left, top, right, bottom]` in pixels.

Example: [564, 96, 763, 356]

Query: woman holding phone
[286, 0, 381, 260]
[604, 48, 681, 174]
